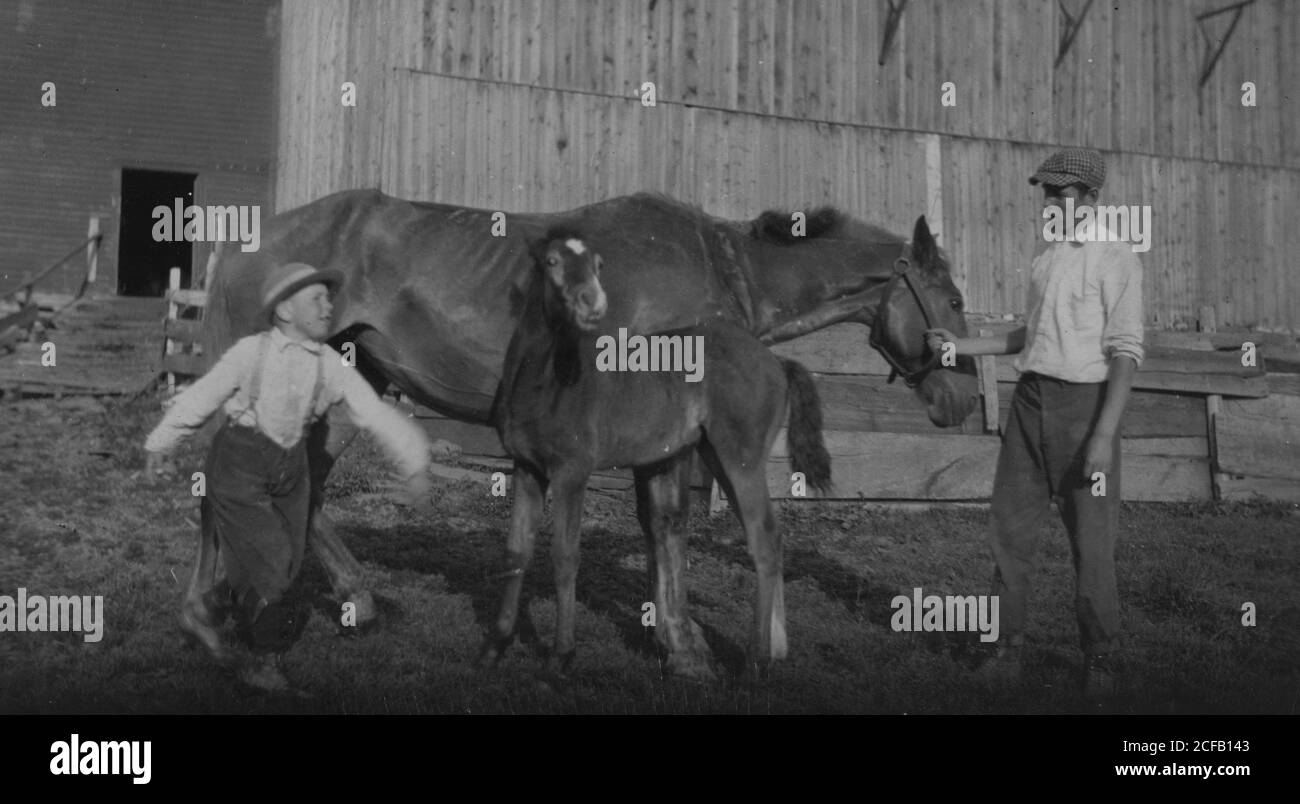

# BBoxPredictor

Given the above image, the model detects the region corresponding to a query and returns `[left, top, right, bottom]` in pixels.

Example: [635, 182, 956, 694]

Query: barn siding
[278, 0, 1298, 168]
[0, 0, 276, 296]
[274, 0, 1299, 331]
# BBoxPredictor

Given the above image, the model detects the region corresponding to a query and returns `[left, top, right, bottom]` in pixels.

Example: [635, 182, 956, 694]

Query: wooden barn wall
[276, 0, 1298, 170]
[275, 0, 1300, 331]
[0, 0, 276, 297]
[285, 65, 1300, 332]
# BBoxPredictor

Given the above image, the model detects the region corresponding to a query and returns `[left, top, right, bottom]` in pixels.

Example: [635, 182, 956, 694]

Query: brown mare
[199, 190, 979, 676]
[484, 230, 831, 675]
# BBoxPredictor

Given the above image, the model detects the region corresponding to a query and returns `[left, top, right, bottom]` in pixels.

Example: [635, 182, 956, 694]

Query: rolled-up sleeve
[329, 358, 430, 480]
[143, 339, 250, 454]
[1100, 249, 1145, 368]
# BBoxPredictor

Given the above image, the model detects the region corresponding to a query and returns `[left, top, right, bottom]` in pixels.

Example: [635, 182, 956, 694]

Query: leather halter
[868, 246, 944, 388]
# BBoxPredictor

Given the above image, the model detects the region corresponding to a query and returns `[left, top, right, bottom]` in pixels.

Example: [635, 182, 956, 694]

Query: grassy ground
[0, 391, 1297, 715]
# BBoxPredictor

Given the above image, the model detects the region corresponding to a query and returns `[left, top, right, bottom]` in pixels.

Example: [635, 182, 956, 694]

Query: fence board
[1217, 395, 1300, 481]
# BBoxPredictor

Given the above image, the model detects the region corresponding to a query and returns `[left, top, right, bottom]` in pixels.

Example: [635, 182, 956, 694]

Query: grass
[1, 391, 1297, 714]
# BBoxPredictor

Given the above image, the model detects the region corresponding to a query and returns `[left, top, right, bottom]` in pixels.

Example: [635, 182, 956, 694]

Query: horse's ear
[911, 216, 938, 268]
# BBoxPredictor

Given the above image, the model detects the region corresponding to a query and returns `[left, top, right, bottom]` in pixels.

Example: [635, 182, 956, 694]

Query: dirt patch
[0, 390, 1297, 714]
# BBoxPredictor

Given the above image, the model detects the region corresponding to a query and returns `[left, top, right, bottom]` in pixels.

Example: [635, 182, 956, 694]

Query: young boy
[926, 148, 1144, 698]
[145, 262, 431, 692]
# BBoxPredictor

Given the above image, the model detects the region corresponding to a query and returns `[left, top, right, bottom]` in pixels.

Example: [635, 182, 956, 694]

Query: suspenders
[242, 331, 326, 439]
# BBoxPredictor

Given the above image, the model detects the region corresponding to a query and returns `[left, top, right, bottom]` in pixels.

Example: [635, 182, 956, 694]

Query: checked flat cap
[1029, 147, 1106, 190]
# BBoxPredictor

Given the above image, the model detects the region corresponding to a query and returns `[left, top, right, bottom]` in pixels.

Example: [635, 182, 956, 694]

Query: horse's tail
[200, 243, 238, 373]
[780, 359, 831, 493]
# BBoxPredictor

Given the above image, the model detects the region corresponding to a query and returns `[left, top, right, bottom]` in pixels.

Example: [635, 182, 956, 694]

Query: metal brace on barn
[1054, 0, 1095, 69]
[878, 0, 908, 67]
[1196, 0, 1255, 89]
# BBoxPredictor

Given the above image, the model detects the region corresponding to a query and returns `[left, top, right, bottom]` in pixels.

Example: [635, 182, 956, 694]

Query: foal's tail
[780, 359, 832, 493]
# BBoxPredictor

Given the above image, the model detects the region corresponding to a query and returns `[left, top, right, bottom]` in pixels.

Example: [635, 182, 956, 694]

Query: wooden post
[978, 328, 1000, 435]
[85, 216, 100, 284]
[202, 240, 222, 293]
[1200, 305, 1225, 501]
[166, 267, 181, 396]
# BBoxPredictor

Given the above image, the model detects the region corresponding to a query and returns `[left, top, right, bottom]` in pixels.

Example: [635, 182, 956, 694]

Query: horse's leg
[699, 439, 786, 669]
[306, 332, 395, 628]
[183, 498, 221, 617]
[548, 471, 587, 675]
[635, 456, 716, 681]
[306, 408, 376, 626]
[178, 496, 231, 661]
[479, 463, 546, 667]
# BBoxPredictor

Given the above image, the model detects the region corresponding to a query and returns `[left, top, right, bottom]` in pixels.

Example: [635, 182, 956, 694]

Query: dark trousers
[988, 373, 1122, 655]
[199, 422, 311, 653]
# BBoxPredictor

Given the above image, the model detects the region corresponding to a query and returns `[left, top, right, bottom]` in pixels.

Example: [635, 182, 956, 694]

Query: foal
[484, 227, 830, 675]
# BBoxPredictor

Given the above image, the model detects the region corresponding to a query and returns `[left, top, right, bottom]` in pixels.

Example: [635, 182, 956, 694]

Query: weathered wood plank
[166, 289, 208, 308]
[771, 323, 1266, 395]
[767, 430, 1001, 499]
[1219, 476, 1300, 504]
[160, 353, 206, 378]
[1123, 437, 1208, 457]
[977, 328, 999, 434]
[765, 430, 1209, 502]
[1267, 373, 1300, 398]
[1132, 371, 1266, 398]
[1217, 395, 1300, 481]
[163, 318, 204, 343]
[1122, 389, 1206, 438]
[805, 374, 985, 435]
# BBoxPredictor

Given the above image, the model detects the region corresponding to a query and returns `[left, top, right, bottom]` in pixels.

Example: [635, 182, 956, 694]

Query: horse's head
[867, 216, 980, 427]
[530, 228, 609, 332]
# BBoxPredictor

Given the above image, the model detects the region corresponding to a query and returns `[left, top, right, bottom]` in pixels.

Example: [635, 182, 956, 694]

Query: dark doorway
[118, 168, 197, 297]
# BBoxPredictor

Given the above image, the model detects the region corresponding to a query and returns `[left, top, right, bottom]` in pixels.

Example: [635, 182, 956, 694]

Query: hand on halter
[924, 328, 957, 354]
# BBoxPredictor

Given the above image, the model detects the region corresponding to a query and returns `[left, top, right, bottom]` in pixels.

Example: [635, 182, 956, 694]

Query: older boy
[926, 148, 1144, 698]
[145, 262, 431, 692]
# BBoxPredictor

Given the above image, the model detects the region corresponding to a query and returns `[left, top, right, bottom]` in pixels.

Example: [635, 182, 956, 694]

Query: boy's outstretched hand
[143, 451, 175, 481]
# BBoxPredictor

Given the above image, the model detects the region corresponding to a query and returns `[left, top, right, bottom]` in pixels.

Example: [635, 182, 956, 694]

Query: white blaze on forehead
[564, 238, 586, 255]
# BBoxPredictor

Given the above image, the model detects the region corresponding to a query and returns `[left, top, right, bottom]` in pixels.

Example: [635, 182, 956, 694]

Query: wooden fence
[0, 216, 101, 352]
[403, 318, 1297, 504]
[155, 286, 1297, 503]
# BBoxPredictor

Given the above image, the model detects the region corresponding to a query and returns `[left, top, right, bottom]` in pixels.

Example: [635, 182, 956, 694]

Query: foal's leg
[635, 456, 716, 680]
[700, 441, 787, 667]
[479, 463, 546, 667]
[548, 471, 588, 674]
